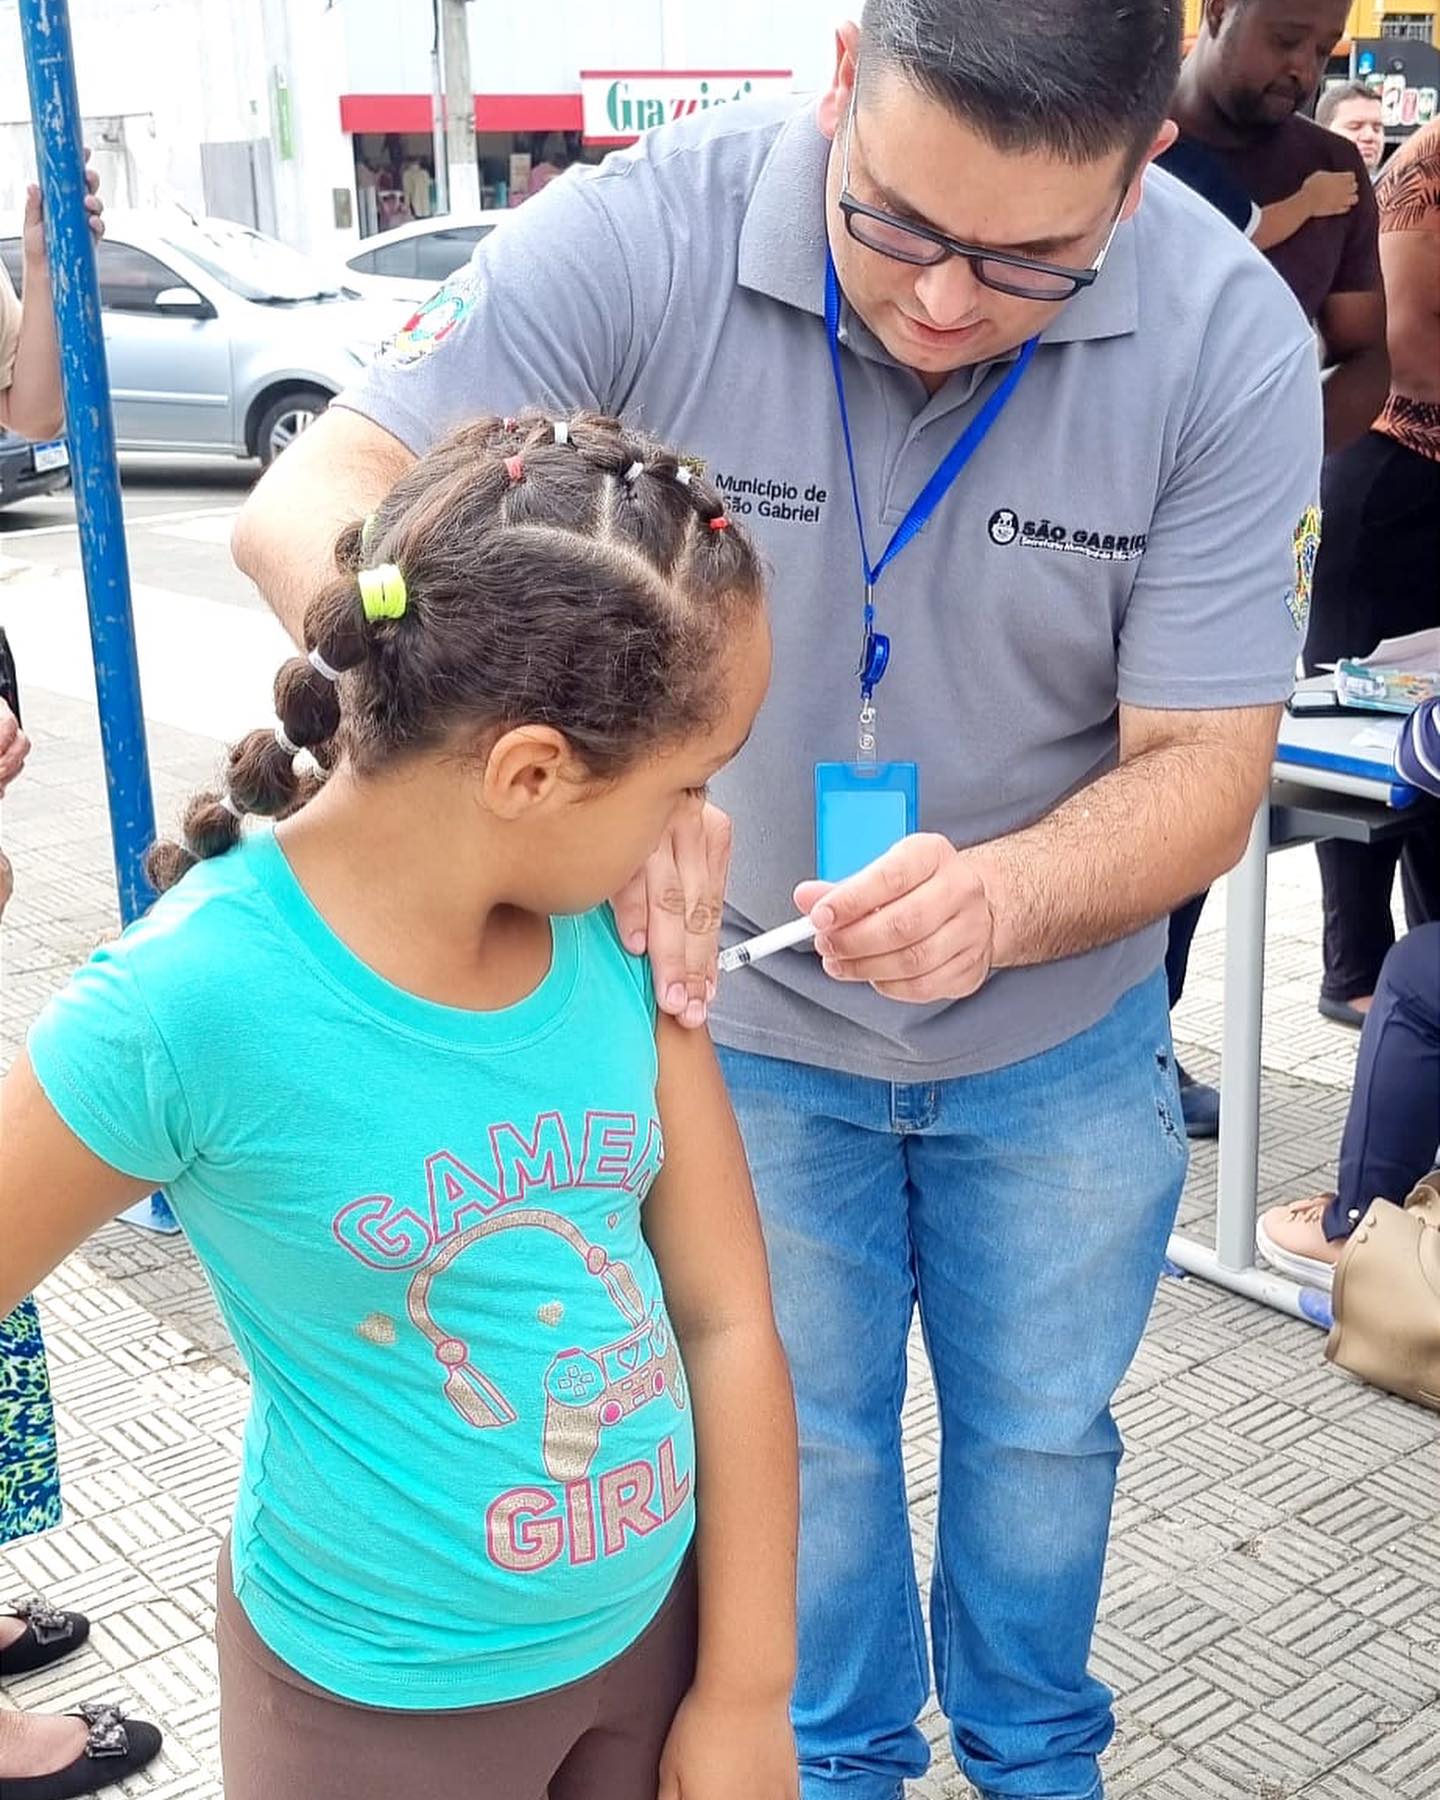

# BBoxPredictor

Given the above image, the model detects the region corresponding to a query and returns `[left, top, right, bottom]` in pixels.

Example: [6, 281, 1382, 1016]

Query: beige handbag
[1327, 1171, 1440, 1412]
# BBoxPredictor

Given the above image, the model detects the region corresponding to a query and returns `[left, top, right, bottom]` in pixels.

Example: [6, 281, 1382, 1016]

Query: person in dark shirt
[1169, 0, 1388, 449]
[1160, 0, 1390, 1137]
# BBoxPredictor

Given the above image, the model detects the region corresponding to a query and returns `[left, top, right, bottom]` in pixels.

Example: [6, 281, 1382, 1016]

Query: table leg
[1215, 804, 1270, 1270]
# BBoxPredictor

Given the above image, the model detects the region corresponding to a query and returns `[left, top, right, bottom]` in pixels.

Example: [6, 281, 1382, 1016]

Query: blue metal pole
[18, 0, 156, 924]
[20, 0, 176, 1234]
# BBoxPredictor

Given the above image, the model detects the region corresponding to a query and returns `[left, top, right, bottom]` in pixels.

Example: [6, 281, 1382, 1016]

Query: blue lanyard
[824, 252, 1038, 700]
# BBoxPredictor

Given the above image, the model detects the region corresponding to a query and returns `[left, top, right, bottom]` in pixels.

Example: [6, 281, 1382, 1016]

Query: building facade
[0, 0, 845, 259]
[338, 0, 845, 231]
[4, 0, 1431, 267]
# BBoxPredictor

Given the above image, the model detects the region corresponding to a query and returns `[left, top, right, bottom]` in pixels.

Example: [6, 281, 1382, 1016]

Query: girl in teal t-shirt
[1, 412, 797, 1800]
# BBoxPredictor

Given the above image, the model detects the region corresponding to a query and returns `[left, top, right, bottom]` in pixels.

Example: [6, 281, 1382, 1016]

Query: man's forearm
[971, 728, 1274, 970]
[231, 406, 415, 643]
[0, 259, 64, 440]
[1323, 345, 1389, 452]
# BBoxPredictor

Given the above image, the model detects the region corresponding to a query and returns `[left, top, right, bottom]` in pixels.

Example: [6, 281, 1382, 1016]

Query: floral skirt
[0, 1296, 62, 1547]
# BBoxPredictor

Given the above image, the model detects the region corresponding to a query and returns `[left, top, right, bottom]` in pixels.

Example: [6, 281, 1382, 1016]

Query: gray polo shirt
[338, 99, 1322, 1083]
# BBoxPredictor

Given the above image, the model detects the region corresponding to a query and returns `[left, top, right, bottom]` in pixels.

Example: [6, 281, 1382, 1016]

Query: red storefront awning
[339, 93, 584, 134]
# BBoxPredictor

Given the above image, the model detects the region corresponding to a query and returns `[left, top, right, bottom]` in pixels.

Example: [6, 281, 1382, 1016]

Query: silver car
[0, 211, 404, 465]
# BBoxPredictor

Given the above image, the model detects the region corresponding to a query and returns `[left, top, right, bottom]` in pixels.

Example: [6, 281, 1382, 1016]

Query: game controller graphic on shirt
[406, 1207, 688, 1482]
[541, 1311, 686, 1484]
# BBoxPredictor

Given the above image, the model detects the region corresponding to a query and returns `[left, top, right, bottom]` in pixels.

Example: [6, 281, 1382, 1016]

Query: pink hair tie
[709, 515, 730, 532]
[506, 455, 525, 484]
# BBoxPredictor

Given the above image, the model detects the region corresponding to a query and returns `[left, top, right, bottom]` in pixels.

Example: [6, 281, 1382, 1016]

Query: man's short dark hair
[859, 0, 1182, 167]
[1316, 80, 1380, 128]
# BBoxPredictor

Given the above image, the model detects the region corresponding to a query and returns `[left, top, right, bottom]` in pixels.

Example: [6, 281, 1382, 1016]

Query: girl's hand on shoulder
[657, 1689, 799, 1800]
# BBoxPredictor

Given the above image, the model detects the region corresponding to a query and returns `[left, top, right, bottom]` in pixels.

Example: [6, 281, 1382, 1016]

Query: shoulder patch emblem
[377, 278, 476, 370]
[1287, 503, 1322, 631]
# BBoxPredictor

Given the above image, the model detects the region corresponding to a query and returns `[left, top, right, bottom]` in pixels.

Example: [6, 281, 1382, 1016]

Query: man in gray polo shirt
[233, 3, 1321, 1794]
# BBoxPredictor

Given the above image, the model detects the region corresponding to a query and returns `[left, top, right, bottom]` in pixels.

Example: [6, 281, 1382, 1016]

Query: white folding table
[1164, 706, 1431, 1325]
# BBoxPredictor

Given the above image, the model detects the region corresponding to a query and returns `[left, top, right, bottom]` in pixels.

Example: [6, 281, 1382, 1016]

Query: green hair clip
[358, 563, 407, 622]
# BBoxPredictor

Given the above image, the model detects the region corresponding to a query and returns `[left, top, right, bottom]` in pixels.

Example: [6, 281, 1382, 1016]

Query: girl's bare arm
[644, 1014, 799, 1798]
[0, 1054, 153, 1317]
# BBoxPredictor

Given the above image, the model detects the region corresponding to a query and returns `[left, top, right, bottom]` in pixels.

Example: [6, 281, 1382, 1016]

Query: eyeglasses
[838, 93, 1122, 302]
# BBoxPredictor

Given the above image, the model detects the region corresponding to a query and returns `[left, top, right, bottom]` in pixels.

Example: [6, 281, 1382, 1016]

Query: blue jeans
[717, 972, 1186, 1800]
[1325, 922, 1440, 1238]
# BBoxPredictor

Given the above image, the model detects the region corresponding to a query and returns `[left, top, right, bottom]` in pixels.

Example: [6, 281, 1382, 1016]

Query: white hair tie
[308, 646, 342, 684]
[275, 723, 301, 758]
[220, 794, 245, 821]
[623, 461, 645, 484]
[553, 420, 570, 445]
[674, 465, 693, 487]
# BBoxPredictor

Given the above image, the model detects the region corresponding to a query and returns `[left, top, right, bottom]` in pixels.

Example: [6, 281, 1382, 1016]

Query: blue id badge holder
[814, 622, 919, 882]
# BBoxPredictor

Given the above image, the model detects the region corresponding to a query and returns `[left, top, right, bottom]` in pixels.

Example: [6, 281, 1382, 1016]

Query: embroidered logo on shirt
[1288, 504, 1322, 631]
[377, 278, 475, 369]
[988, 508, 1148, 560]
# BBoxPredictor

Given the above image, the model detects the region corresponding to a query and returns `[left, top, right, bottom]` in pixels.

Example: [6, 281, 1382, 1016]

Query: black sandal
[0, 1596, 91, 1677]
[0, 1702, 162, 1798]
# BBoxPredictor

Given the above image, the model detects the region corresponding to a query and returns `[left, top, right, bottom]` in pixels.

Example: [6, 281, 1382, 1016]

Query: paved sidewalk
[2, 684, 1438, 1800]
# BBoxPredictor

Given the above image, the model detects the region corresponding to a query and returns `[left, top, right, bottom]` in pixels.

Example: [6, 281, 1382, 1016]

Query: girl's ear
[480, 726, 580, 818]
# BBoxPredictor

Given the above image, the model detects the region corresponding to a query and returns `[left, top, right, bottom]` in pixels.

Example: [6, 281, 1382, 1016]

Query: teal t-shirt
[28, 829, 695, 1708]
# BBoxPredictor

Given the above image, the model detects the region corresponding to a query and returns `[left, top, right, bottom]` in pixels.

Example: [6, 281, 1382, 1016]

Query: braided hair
[147, 410, 764, 893]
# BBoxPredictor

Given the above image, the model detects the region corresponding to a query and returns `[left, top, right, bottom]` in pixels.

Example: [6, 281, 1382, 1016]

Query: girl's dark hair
[147, 411, 764, 892]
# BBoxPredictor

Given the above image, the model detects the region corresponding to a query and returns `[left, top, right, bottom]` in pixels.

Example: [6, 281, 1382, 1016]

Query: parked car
[0, 426, 69, 509]
[0, 211, 406, 465]
[340, 213, 505, 305]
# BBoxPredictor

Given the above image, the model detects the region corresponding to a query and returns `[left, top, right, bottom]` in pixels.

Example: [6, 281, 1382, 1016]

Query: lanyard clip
[857, 699, 878, 764]
[859, 629, 890, 697]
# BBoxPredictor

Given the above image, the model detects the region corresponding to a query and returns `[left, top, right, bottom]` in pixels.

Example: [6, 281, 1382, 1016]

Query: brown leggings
[216, 1542, 697, 1800]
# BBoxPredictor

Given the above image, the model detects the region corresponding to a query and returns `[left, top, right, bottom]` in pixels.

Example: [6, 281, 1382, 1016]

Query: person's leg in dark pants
[1166, 894, 1207, 1010]
[1257, 924, 1440, 1285]
[1317, 839, 1402, 1009]
[1166, 891, 1221, 1139]
[1399, 813, 1440, 934]
[1305, 433, 1440, 1015]
[1328, 922, 1440, 1232]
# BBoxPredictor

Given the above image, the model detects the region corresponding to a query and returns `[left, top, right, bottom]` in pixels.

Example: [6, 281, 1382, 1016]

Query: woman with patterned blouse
[1303, 119, 1440, 1028]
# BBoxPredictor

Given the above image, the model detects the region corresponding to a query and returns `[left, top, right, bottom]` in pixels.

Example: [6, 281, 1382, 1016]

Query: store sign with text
[581, 70, 795, 143]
